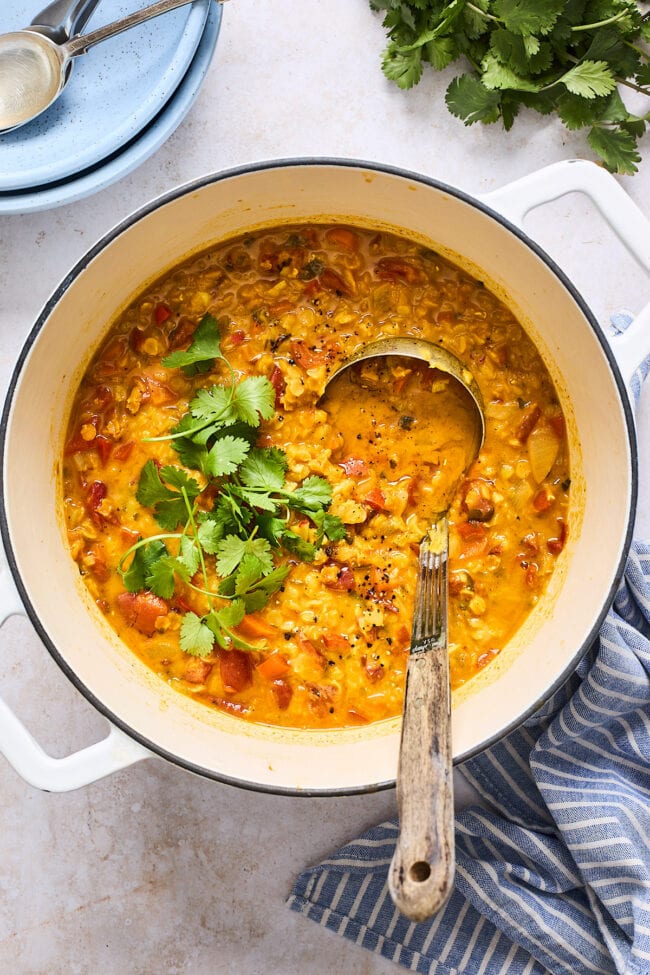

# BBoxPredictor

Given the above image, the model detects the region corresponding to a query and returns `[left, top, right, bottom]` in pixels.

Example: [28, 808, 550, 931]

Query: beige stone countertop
[0, 1, 648, 972]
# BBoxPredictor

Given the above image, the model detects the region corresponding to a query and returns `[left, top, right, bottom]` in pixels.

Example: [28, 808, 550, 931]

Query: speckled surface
[0, 1, 648, 973]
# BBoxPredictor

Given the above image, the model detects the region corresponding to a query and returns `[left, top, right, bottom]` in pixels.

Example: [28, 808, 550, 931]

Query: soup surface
[62, 223, 570, 729]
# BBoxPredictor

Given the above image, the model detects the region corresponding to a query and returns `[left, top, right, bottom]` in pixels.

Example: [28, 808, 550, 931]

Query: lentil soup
[62, 223, 570, 729]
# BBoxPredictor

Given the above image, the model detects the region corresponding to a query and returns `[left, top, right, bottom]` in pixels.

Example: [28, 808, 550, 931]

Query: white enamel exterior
[1, 159, 649, 793]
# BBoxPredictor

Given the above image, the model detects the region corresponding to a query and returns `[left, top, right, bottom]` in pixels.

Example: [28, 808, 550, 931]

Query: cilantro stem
[571, 11, 630, 32]
[118, 532, 181, 573]
[617, 77, 650, 97]
[465, 2, 501, 25]
[181, 486, 213, 609]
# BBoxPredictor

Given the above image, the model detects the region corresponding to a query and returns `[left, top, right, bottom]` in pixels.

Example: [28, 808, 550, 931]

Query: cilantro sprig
[372, 0, 650, 174]
[118, 318, 345, 658]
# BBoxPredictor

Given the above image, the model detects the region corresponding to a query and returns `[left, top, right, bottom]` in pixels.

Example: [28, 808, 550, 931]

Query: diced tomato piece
[319, 268, 351, 296]
[290, 340, 328, 370]
[167, 317, 196, 350]
[533, 487, 555, 513]
[547, 519, 568, 555]
[374, 256, 422, 284]
[87, 480, 107, 511]
[229, 329, 247, 346]
[116, 591, 168, 636]
[88, 556, 109, 583]
[269, 299, 294, 317]
[396, 625, 411, 650]
[297, 632, 327, 666]
[256, 653, 291, 680]
[364, 487, 387, 512]
[361, 654, 385, 683]
[272, 679, 293, 710]
[339, 457, 368, 477]
[269, 364, 286, 407]
[322, 632, 350, 653]
[548, 414, 566, 438]
[94, 436, 113, 466]
[154, 303, 172, 325]
[324, 228, 359, 252]
[113, 441, 135, 462]
[220, 649, 253, 694]
[323, 564, 355, 591]
[521, 561, 539, 590]
[183, 659, 213, 684]
[457, 521, 489, 559]
[235, 614, 281, 642]
[516, 404, 541, 443]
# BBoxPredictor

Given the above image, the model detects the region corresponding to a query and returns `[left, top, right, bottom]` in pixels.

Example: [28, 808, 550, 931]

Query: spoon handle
[63, 0, 225, 60]
[30, 0, 101, 41]
[388, 520, 455, 922]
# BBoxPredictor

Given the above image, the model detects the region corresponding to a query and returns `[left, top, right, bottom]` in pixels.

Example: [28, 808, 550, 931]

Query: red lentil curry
[62, 224, 570, 729]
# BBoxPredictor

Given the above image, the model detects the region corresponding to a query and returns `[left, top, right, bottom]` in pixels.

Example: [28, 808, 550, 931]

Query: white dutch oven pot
[1, 158, 649, 794]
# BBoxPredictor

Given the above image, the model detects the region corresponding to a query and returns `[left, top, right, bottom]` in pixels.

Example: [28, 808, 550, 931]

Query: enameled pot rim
[0, 158, 639, 795]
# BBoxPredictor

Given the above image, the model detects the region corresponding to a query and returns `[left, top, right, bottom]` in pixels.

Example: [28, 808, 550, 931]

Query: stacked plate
[0, 0, 222, 213]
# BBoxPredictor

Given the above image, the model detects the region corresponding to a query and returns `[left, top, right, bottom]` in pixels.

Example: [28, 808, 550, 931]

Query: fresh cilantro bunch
[118, 314, 345, 658]
[372, 0, 650, 174]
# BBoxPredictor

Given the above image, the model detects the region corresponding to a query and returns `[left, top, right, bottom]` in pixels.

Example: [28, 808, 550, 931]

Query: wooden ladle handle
[388, 527, 454, 922]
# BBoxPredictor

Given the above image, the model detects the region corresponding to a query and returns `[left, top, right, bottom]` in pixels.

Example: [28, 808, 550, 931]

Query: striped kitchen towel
[288, 324, 650, 975]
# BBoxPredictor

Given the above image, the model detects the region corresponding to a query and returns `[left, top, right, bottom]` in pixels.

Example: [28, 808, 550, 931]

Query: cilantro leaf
[231, 376, 275, 426]
[587, 125, 641, 174]
[239, 448, 288, 491]
[120, 539, 168, 592]
[177, 535, 200, 577]
[445, 74, 502, 124]
[146, 557, 178, 600]
[180, 612, 216, 657]
[493, 0, 564, 37]
[204, 435, 251, 478]
[197, 518, 224, 554]
[216, 535, 274, 578]
[381, 45, 423, 89]
[559, 60, 617, 98]
[161, 315, 223, 375]
[285, 476, 333, 513]
[136, 461, 199, 531]
[481, 52, 541, 92]
[188, 385, 236, 430]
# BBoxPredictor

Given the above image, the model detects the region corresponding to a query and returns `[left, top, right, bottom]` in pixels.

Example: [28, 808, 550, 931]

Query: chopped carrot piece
[235, 614, 282, 642]
[256, 654, 291, 680]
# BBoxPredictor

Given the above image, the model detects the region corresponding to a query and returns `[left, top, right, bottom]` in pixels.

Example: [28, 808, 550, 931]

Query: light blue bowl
[0, 0, 210, 191]
[0, 2, 222, 213]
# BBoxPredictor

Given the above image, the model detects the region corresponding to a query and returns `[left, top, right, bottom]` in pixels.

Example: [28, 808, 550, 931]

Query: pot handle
[0, 557, 151, 792]
[479, 159, 650, 388]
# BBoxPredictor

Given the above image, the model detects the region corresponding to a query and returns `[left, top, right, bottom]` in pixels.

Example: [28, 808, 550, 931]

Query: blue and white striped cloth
[288, 322, 650, 975]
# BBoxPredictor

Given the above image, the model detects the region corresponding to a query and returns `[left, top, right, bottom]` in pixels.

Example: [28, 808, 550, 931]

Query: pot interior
[2, 162, 635, 793]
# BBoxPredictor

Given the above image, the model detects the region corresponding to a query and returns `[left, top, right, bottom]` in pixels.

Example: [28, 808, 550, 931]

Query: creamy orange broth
[62, 223, 570, 729]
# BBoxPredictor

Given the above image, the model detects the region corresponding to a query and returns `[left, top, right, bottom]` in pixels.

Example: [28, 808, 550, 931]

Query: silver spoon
[0, 0, 222, 133]
[322, 336, 485, 921]
[28, 0, 102, 44]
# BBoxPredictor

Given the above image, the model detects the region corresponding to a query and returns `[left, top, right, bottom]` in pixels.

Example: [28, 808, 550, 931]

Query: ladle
[322, 336, 485, 921]
[0, 0, 222, 132]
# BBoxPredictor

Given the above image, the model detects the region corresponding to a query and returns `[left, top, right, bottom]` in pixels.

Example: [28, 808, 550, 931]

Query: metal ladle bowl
[322, 335, 485, 921]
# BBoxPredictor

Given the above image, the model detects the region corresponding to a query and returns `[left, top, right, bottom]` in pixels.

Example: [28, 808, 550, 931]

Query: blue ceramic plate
[0, 1, 221, 213]
[0, 0, 210, 191]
